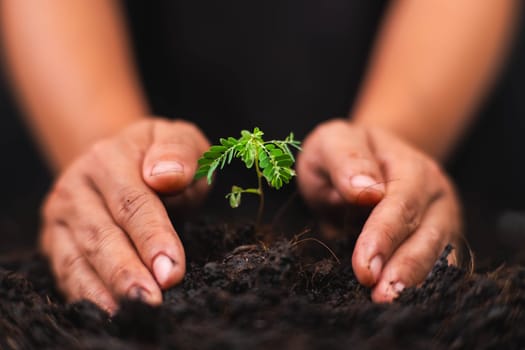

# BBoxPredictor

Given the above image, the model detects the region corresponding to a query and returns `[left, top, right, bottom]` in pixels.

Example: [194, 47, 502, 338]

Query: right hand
[296, 119, 463, 302]
[40, 118, 210, 313]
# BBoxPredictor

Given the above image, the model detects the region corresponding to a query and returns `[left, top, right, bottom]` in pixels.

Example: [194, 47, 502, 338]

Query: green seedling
[195, 127, 301, 225]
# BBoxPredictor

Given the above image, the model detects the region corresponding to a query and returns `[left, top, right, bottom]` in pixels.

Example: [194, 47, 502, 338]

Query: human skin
[297, 0, 519, 302]
[1, 0, 211, 311]
[0, 0, 518, 311]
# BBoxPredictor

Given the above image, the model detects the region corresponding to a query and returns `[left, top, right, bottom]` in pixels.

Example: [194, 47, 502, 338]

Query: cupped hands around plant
[195, 127, 301, 226]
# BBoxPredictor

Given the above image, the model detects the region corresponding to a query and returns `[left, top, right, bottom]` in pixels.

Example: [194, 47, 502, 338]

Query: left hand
[296, 119, 462, 302]
[39, 118, 210, 313]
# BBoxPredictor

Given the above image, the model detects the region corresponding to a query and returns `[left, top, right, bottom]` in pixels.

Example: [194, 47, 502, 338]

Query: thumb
[320, 120, 386, 206]
[142, 119, 210, 194]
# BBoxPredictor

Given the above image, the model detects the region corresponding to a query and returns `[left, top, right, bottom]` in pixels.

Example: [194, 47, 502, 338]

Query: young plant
[195, 127, 301, 225]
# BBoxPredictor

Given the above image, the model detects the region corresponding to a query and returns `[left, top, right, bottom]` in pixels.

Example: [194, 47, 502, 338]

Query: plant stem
[254, 156, 264, 228]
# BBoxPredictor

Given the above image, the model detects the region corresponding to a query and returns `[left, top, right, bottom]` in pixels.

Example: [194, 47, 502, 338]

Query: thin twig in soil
[291, 237, 341, 265]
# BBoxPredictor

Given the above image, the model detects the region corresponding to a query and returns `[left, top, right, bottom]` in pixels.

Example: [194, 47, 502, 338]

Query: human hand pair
[41, 117, 462, 311]
[297, 119, 462, 302]
[40, 118, 210, 313]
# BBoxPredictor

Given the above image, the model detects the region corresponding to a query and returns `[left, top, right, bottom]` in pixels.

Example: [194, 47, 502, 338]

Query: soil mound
[1, 220, 524, 349]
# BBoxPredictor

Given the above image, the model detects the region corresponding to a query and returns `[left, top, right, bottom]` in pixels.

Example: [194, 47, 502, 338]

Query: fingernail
[351, 175, 385, 194]
[153, 254, 175, 285]
[128, 286, 151, 301]
[351, 175, 377, 188]
[393, 281, 405, 294]
[151, 161, 184, 176]
[369, 255, 383, 283]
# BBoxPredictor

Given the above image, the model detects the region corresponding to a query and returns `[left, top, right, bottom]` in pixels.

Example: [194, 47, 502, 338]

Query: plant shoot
[195, 127, 301, 224]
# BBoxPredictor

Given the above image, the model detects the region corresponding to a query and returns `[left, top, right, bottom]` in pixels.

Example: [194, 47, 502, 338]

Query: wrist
[349, 106, 450, 163]
[49, 109, 149, 174]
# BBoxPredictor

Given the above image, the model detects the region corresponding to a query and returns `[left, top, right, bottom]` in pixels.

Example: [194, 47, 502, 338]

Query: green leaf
[262, 166, 273, 180]
[195, 127, 302, 211]
[203, 151, 221, 159]
[227, 148, 235, 163]
[282, 144, 293, 160]
[240, 143, 257, 168]
[275, 154, 293, 167]
[226, 185, 243, 208]
[209, 145, 227, 153]
[220, 137, 237, 147]
[197, 157, 210, 165]
[289, 141, 301, 150]
[259, 157, 270, 168]
[270, 148, 283, 157]
[194, 167, 209, 180]
[207, 162, 219, 184]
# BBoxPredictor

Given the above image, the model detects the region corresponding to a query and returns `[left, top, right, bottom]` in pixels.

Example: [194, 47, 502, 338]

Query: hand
[296, 119, 462, 302]
[40, 118, 210, 312]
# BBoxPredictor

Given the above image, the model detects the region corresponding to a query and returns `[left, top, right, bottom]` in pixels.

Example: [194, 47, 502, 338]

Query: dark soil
[1, 219, 525, 350]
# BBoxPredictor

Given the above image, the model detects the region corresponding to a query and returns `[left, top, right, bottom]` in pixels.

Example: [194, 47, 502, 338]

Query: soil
[1, 218, 525, 350]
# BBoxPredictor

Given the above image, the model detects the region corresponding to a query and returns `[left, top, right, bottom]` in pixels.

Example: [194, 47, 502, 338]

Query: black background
[1, 1, 524, 260]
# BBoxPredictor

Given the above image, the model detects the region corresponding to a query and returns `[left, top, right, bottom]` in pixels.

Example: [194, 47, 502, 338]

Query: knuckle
[86, 138, 116, 167]
[108, 265, 135, 289]
[319, 118, 347, 131]
[41, 180, 71, 219]
[315, 121, 331, 135]
[82, 286, 110, 304]
[82, 223, 119, 258]
[422, 157, 450, 195]
[316, 120, 339, 138]
[395, 198, 420, 233]
[88, 139, 112, 158]
[395, 255, 422, 282]
[424, 226, 443, 248]
[133, 224, 173, 255]
[136, 228, 159, 250]
[308, 120, 332, 141]
[115, 187, 152, 225]
[173, 119, 199, 134]
[58, 254, 83, 284]
[366, 221, 400, 251]
[382, 228, 398, 248]
[424, 156, 443, 177]
[62, 253, 83, 271]
[172, 120, 210, 151]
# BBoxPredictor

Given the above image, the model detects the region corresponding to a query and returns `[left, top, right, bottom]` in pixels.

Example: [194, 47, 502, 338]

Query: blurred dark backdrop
[0, 1, 524, 265]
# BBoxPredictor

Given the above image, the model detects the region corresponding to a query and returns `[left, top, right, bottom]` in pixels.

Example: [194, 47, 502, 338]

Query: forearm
[1, 0, 148, 172]
[351, 0, 519, 162]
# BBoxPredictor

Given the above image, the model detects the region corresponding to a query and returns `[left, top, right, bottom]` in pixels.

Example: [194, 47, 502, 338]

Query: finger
[296, 156, 346, 209]
[297, 120, 385, 207]
[41, 223, 118, 313]
[161, 177, 210, 214]
[87, 138, 186, 289]
[142, 120, 210, 194]
[352, 148, 444, 286]
[370, 197, 460, 303]
[320, 120, 385, 205]
[66, 176, 162, 304]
